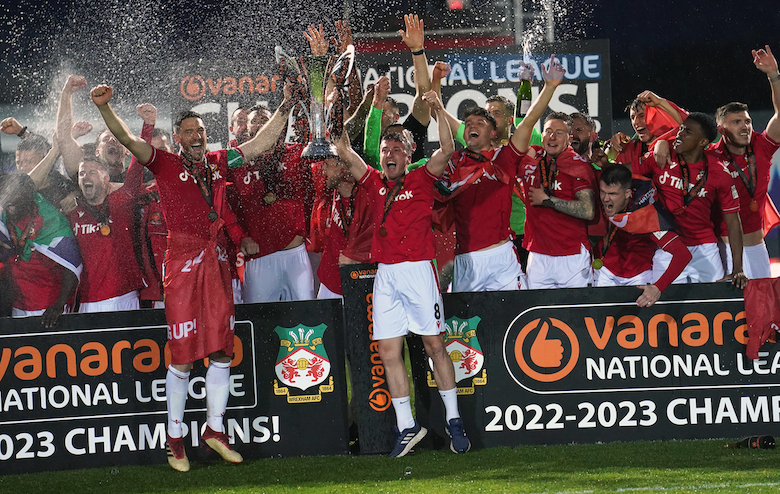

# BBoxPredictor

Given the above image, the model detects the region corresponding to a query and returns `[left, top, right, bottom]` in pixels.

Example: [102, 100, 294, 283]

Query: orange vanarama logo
[180, 74, 282, 101]
[514, 317, 579, 382]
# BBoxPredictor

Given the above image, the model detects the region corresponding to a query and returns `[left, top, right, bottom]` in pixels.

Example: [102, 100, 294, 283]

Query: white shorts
[373, 261, 444, 340]
[317, 283, 343, 300]
[526, 244, 592, 289]
[593, 265, 652, 287]
[453, 241, 522, 292]
[232, 278, 243, 305]
[722, 241, 771, 280]
[242, 243, 315, 303]
[653, 242, 722, 284]
[78, 290, 140, 313]
[12, 308, 45, 317]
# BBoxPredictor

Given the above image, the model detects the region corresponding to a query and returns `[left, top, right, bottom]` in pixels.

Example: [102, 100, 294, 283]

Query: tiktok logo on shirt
[378, 187, 414, 201]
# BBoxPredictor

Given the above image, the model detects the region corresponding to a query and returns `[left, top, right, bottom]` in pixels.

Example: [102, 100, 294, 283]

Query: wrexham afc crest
[274, 324, 332, 398]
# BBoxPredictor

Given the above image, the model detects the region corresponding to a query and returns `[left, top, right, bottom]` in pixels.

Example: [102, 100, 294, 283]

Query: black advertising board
[339, 263, 397, 455]
[4, 281, 778, 473]
[0, 300, 349, 474]
[410, 283, 775, 449]
[171, 39, 612, 153]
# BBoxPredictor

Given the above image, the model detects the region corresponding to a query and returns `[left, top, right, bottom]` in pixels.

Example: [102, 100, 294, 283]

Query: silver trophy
[275, 45, 354, 160]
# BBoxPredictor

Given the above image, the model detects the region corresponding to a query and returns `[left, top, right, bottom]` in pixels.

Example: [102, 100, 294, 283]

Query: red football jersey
[226, 143, 314, 259]
[361, 166, 438, 264]
[68, 161, 145, 303]
[317, 185, 375, 294]
[9, 242, 63, 311]
[634, 151, 739, 246]
[143, 148, 245, 247]
[520, 146, 596, 256]
[450, 141, 523, 254]
[713, 130, 780, 235]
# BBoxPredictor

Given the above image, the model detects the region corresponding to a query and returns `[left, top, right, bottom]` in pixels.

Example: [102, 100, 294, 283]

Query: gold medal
[208, 210, 219, 222]
[750, 200, 759, 212]
[100, 224, 111, 236]
[378, 226, 388, 238]
[592, 259, 603, 270]
[263, 192, 276, 205]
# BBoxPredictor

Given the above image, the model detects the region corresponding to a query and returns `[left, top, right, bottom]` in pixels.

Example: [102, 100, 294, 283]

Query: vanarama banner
[0, 301, 349, 474]
[411, 283, 775, 449]
[171, 39, 611, 154]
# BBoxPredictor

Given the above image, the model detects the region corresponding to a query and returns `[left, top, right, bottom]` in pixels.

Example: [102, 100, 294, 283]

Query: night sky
[1, 0, 779, 121]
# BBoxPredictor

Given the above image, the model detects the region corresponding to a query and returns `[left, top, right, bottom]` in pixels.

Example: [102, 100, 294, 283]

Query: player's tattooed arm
[548, 188, 595, 220]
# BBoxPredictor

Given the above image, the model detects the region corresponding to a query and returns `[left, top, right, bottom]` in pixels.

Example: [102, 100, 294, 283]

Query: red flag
[744, 278, 780, 359]
[763, 196, 780, 237]
[645, 100, 689, 138]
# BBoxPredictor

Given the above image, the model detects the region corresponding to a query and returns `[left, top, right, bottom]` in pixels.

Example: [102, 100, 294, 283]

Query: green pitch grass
[2, 439, 779, 494]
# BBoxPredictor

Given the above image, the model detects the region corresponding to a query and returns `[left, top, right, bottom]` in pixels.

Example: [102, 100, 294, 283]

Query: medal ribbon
[337, 184, 358, 236]
[181, 155, 214, 208]
[82, 200, 111, 229]
[724, 144, 756, 197]
[9, 207, 38, 256]
[679, 155, 708, 207]
[539, 153, 557, 197]
[256, 134, 287, 197]
[380, 176, 407, 230]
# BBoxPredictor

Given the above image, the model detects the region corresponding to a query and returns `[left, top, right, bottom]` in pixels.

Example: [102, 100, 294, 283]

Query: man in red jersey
[512, 55, 598, 289]
[714, 45, 780, 280]
[0, 173, 82, 326]
[634, 113, 747, 288]
[68, 151, 145, 312]
[595, 164, 692, 306]
[90, 82, 293, 472]
[336, 90, 470, 458]
[436, 106, 524, 292]
[315, 156, 374, 299]
[609, 91, 687, 170]
[227, 103, 316, 303]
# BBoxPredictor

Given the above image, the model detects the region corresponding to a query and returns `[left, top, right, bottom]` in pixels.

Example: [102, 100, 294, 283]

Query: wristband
[17, 126, 27, 138]
[542, 198, 554, 208]
[411, 49, 425, 56]
[769, 73, 780, 83]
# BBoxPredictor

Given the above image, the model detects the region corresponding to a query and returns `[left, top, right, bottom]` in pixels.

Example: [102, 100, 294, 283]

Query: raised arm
[636, 90, 684, 125]
[344, 84, 375, 141]
[27, 135, 60, 188]
[56, 75, 88, 178]
[399, 14, 432, 126]
[335, 132, 368, 182]
[512, 54, 566, 153]
[364, 76, 391, 169]
[333, 21, 362, 117]
[1, 117, 29, 138]
[120, 103, 157, 197]
[91, 85, 153, 165]
[238, 83, 294, 162]
[753, 45, 780, 142]
[424, 91, 453, 177]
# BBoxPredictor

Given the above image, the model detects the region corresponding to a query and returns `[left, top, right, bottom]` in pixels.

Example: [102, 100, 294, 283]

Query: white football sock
[439, 387, 460, 422]
[166, 365, 190, 438]
[205, 360, 231, 433]
[391, 396, 415, 431]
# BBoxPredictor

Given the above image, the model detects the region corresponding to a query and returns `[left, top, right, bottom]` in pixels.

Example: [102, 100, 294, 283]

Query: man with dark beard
[90, 81, 292, 471]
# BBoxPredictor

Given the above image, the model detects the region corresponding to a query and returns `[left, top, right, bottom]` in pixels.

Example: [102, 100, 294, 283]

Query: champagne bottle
[515, 79, 532, 120]
[726, 435, 775, 449]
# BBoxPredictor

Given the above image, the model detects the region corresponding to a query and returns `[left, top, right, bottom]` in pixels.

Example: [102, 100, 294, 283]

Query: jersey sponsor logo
[378, 187, 414, 202]
[167, 318, 197, 340]
[72, 221, 112, 236]
[731, 185, 739, 200]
